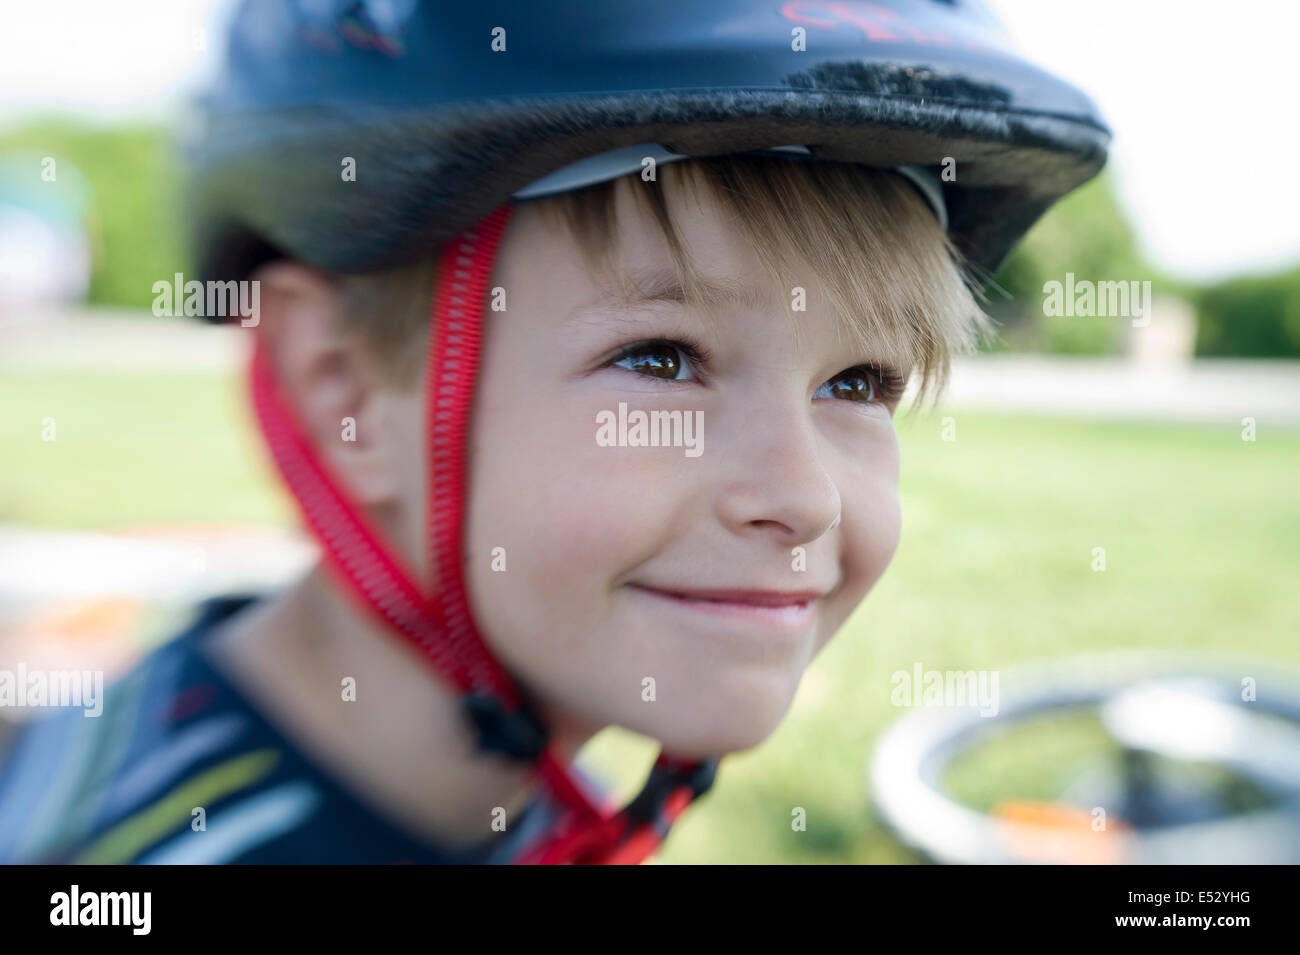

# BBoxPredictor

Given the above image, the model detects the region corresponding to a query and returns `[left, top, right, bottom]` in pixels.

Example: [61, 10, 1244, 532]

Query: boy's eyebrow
[568, 266, 778, 321]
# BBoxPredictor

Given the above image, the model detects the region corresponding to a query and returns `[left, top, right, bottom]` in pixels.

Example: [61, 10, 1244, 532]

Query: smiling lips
[630, 584, 825, 630]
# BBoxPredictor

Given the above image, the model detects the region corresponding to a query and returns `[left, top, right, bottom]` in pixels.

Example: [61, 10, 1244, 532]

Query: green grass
[4, 368, 1298, 862]
[0, 368, 293, 529]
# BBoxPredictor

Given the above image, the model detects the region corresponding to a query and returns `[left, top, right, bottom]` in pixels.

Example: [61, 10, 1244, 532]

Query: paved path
[1, 308, 248, 371]
[936, 354, 1300, 428]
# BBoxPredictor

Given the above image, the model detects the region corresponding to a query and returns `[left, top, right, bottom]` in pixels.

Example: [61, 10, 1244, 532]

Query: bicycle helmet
[188, 0, 1111, 864]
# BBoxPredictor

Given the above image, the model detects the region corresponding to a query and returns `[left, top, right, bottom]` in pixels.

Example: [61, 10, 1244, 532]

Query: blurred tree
[1193, 267, 1300, 358]
[0, 120, 186, 309]
[983, 170, 1164, 355]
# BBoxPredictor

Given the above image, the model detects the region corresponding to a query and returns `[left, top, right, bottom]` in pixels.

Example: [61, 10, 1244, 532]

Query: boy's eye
[610, 340, 699, 381]
[814, 367, 881, 403]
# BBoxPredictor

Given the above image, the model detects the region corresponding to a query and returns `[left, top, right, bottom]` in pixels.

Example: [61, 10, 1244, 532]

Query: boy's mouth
[627, 584, 824, 631]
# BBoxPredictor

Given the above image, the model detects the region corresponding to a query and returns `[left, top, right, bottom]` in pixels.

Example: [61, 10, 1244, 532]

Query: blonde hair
[337, 155, 989, 405]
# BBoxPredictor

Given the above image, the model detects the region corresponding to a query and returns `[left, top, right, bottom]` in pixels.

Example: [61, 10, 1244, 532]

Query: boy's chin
[618, 685, 797, 757]
[643, 720, 785, 760]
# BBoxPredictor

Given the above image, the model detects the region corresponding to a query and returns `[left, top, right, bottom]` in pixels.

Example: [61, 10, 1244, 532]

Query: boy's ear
[251, 261, 404, 510]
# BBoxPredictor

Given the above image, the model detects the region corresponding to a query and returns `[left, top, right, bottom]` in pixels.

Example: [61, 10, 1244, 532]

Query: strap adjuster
[461, 689, 549, 762]
[623, 757, 719, 832]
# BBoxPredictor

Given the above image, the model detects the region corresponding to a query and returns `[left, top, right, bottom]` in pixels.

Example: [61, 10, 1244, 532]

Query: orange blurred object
[992, 800, 1135, 865]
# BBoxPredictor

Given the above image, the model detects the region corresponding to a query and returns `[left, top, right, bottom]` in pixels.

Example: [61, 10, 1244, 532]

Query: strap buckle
[461, 689, 549, 762]
[622, 757, 719, 833]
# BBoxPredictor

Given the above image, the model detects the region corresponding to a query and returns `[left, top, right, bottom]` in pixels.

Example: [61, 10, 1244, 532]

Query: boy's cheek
[857, 475, 903, 583]
[817, 472, 902, 649]
[465, 437, 684, 619]
[498, 458, 684, 606]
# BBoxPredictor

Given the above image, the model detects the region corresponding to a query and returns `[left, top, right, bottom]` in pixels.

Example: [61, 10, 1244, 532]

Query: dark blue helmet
[188, 0, 1110, 287]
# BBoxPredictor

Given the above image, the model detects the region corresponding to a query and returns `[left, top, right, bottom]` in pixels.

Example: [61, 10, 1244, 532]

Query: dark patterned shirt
[0, 595, 562, 863]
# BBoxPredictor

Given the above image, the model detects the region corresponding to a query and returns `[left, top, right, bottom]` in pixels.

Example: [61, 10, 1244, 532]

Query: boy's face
[440, 178, 903, 757]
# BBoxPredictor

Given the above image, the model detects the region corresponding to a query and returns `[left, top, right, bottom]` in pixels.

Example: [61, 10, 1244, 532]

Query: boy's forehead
[521, 169, 795, 319]
[572, 265, 780, 318]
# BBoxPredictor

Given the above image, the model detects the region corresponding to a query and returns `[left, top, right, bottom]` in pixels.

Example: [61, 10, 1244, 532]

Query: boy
[0, 0, 1108, 863]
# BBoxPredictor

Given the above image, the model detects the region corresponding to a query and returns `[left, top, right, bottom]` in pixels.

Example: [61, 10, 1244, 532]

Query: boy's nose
[711, 408, 843, 547]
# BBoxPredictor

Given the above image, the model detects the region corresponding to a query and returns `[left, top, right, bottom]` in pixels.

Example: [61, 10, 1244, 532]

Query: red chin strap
[246, 204, 716, 864]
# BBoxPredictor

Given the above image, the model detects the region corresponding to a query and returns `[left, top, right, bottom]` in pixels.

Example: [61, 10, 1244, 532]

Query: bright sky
[1, 0, 1296, 282]
[990, 0, 1300, 280]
